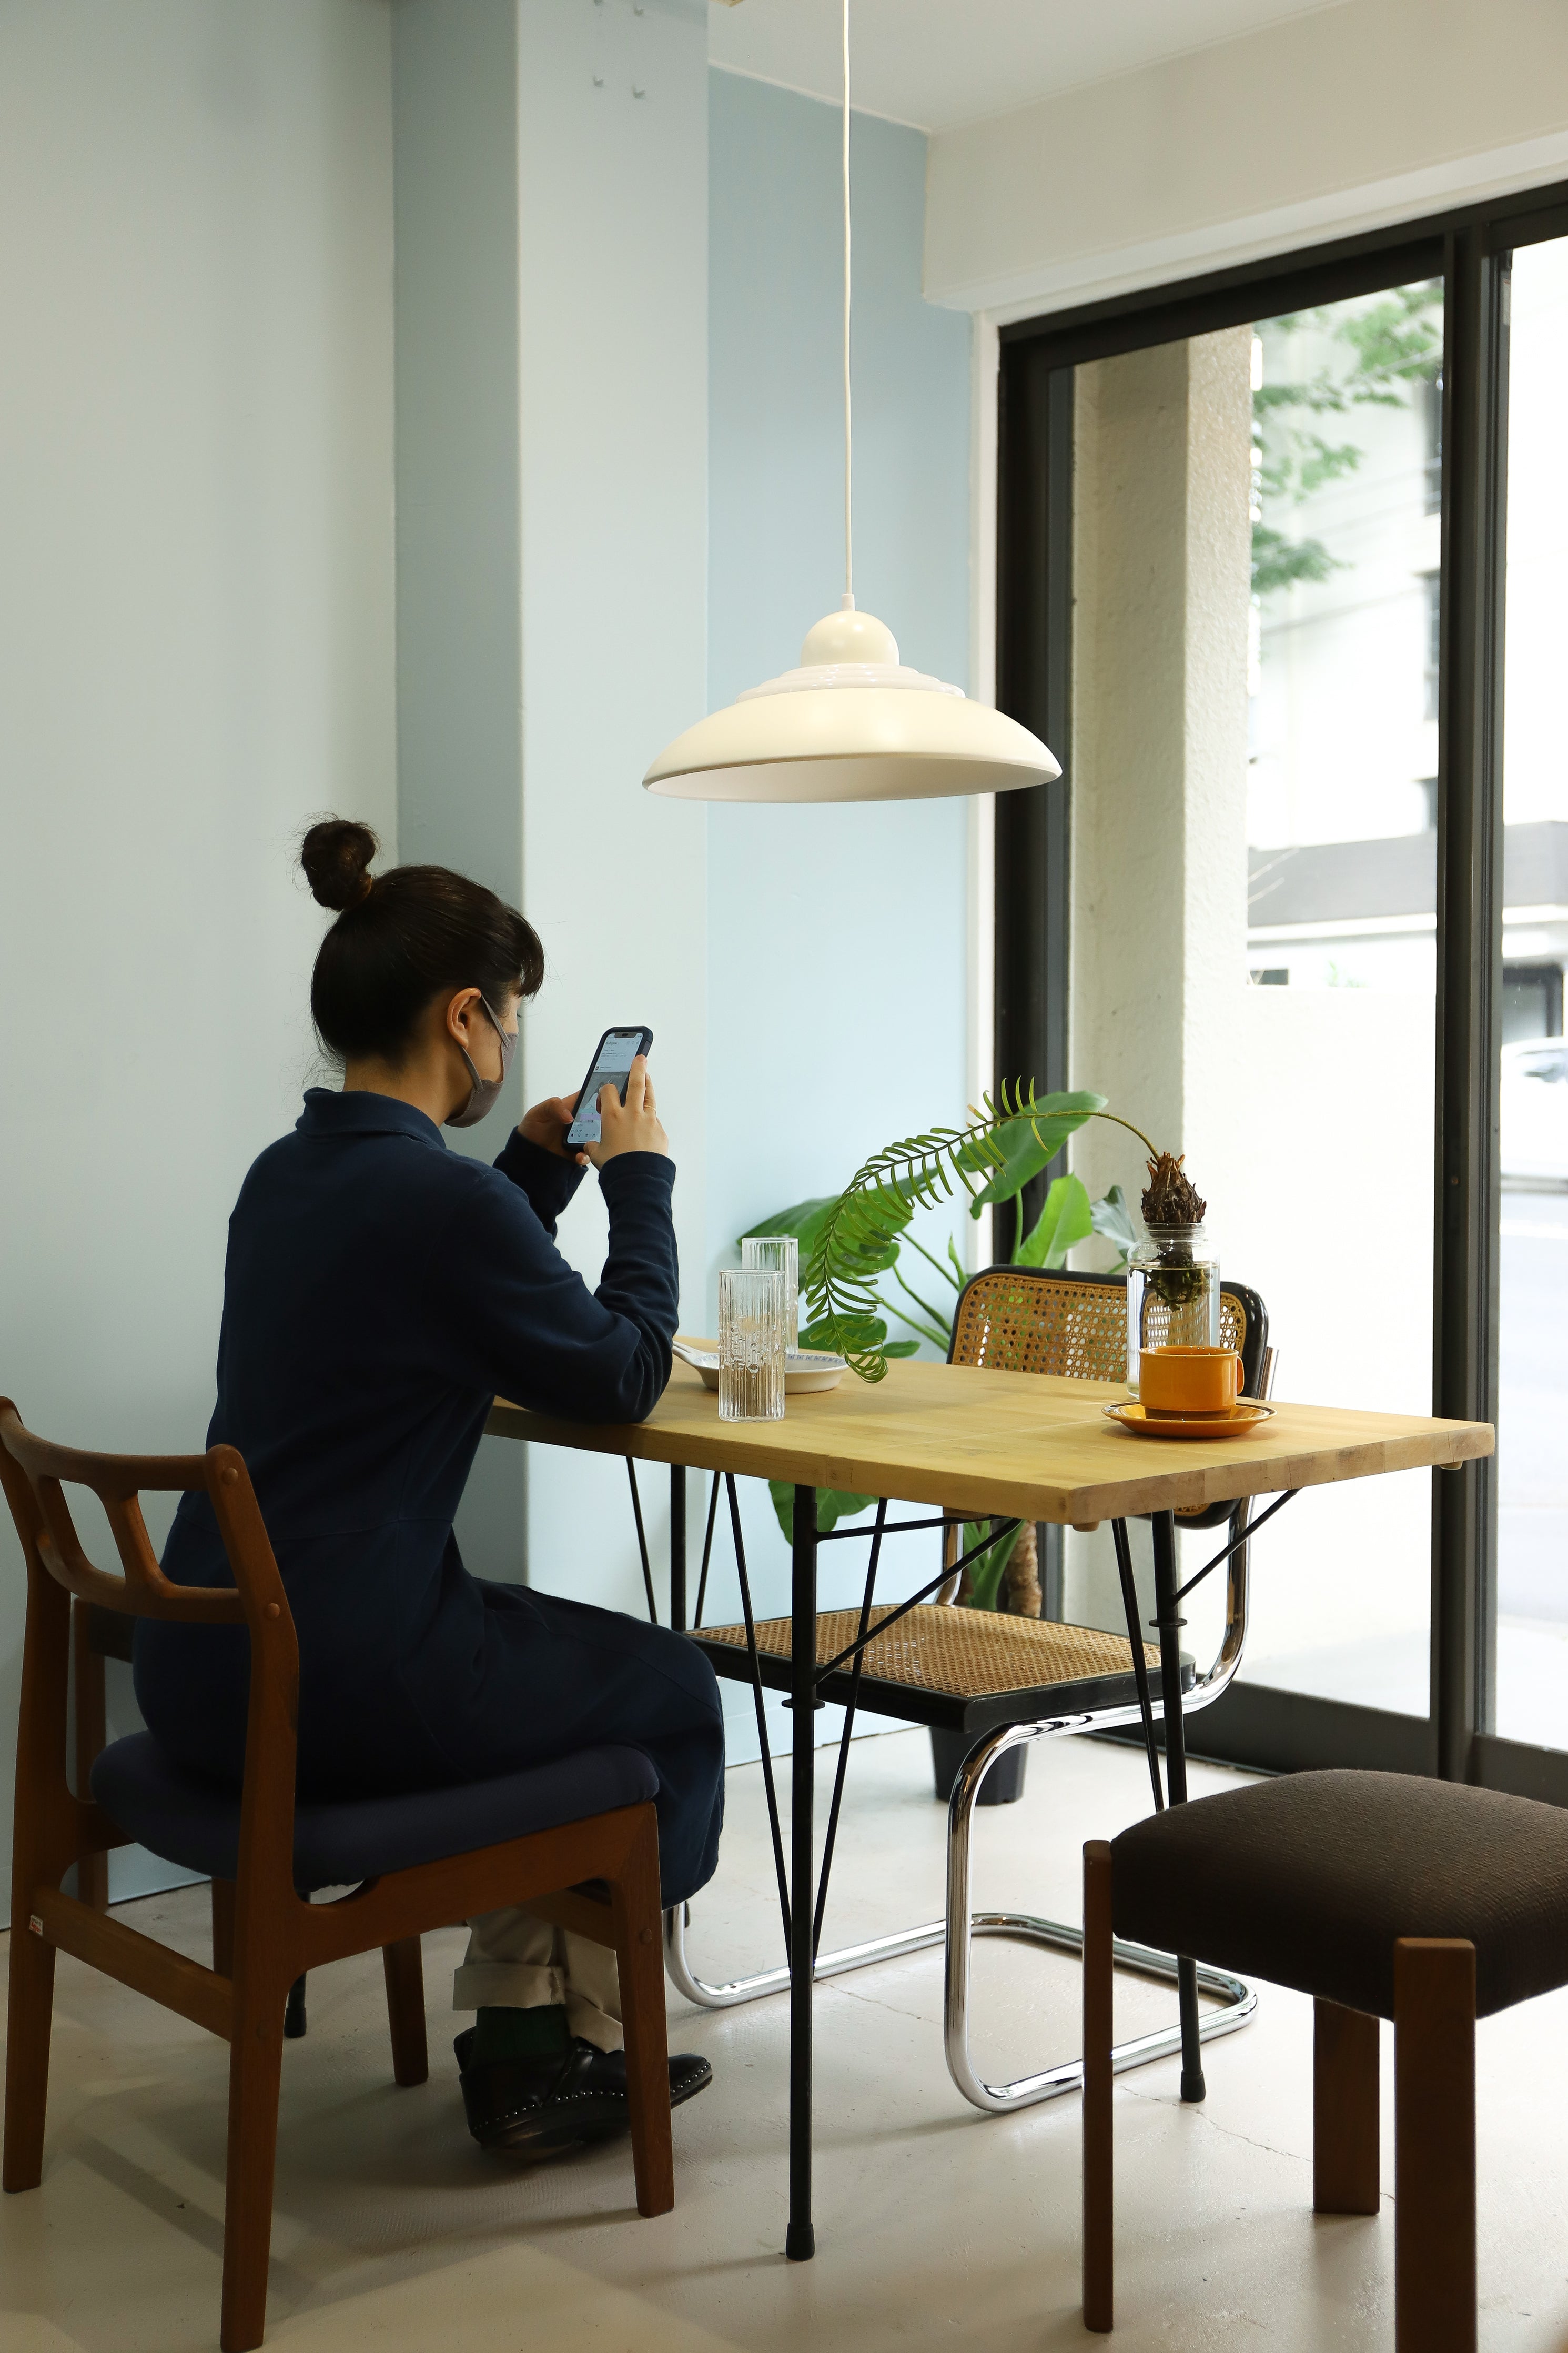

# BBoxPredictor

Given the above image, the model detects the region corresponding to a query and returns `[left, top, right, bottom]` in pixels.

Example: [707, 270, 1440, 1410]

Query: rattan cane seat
[689, 1604, 1185, 1736]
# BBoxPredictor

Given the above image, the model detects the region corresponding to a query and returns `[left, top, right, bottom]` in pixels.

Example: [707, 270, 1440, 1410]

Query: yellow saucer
[1103, 1400, 1275, 1442]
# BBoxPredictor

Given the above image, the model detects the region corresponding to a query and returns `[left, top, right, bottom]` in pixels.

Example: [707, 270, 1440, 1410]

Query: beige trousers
[453, 1907, 624, 2052]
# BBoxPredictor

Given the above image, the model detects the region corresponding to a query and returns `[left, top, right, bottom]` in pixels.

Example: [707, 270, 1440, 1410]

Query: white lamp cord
[842, 0, 854, 611]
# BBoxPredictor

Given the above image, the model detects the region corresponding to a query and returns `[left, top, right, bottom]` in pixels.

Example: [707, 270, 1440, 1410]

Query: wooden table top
[487, 1351, 1493, 1526]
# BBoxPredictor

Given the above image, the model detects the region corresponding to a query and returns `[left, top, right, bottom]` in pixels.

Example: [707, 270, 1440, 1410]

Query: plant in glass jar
[1126, 1152, 1220, 1394]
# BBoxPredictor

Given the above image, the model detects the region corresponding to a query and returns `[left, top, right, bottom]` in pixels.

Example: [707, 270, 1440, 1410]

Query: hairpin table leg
[1150, 1509, 1205, 2103]
[786, 1481, 817, 2261]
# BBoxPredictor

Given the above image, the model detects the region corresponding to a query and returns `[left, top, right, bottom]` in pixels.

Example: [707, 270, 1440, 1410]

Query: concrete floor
[5, 1727, 1568, 2352]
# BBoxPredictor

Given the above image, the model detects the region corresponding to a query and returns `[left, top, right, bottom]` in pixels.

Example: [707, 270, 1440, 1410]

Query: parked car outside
[1502, 1037, 1568, 1187]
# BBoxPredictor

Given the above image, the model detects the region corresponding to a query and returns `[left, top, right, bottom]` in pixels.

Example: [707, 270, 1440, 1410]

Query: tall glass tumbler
[718, 1266, 786, 1421]
[740, 1233, 799, 1348]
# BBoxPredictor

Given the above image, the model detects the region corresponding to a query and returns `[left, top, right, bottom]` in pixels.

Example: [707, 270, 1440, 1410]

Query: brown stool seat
[1084, 1769, 1568, 2345]
[1110, 1768, 1568, 2022]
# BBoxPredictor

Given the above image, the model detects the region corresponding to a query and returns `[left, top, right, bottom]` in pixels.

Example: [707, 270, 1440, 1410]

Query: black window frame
[996, 177, 1568, 1802]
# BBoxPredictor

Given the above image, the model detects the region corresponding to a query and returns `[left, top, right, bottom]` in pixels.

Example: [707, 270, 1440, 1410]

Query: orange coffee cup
[1138, 1345, 1243, 1416]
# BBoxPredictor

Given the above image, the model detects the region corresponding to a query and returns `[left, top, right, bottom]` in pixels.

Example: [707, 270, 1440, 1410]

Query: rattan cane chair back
[948, 1266, 1255, 1388]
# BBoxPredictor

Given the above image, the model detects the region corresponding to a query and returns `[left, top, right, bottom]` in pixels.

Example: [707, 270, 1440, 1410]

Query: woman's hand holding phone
[518, 1094, 582, 1159]
[519, 1051, 666, 1168]
[585, 1055, 667, 1169]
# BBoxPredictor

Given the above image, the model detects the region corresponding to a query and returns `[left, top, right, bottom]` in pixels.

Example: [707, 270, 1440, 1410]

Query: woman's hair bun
[301, 818, 378, 912]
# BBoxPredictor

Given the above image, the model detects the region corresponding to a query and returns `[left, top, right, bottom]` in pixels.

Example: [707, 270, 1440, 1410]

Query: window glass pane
[1063, 285, 1440, 1721]
[1233, 282, 1441, 1715]
[1495, 235, 1568, 1745]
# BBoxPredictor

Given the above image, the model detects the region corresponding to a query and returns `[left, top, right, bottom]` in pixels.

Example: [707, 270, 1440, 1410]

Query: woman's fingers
[581, 1055, 668, 1168]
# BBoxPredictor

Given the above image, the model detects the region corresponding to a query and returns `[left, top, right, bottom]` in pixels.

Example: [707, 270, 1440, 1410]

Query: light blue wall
[393, 0, 710, 1608]
[704, 71, 973, 1660]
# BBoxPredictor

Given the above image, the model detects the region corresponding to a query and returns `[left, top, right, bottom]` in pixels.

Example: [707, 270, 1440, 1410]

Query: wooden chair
[667, 1268, 1273, 2115]
[0, 1400, 675, 2353]
[1083, 1769, 1568, 2349]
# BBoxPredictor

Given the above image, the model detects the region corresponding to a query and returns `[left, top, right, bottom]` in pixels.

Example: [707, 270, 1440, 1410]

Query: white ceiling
[709, 0, 1348, 135]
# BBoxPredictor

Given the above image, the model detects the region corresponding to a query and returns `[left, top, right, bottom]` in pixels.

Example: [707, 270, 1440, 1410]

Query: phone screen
[565, 1028, 651, 1147]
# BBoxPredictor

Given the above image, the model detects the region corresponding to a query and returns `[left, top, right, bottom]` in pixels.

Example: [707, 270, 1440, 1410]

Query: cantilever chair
[666, 1265, 1276, 2115]
[0, 1402, 676, 2353]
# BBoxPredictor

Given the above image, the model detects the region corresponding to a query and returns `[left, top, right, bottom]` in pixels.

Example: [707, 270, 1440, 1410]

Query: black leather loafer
[454, 2029, 712, 2156]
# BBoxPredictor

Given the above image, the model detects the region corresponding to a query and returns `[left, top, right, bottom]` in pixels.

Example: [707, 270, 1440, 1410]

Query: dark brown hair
[300, 818, 544, 1062]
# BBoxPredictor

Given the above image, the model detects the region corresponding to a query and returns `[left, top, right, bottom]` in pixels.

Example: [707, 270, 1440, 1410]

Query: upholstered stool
[1082, 1771, 1568, 2351]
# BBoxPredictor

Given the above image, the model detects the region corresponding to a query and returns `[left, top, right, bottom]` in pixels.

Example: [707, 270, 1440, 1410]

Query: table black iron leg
[786, 1482, 817, 2261]
[1150, 1509, 1206, 2105]
[670, 1465, 687, 1632]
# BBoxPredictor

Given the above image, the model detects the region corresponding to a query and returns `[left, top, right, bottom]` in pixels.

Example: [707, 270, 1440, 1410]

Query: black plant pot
[929, 1726, 1029, 1807]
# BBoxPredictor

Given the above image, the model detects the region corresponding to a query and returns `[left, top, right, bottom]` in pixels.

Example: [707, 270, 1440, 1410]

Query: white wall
[926, 0, 1568, 317]
[0, 0, 396, 1920]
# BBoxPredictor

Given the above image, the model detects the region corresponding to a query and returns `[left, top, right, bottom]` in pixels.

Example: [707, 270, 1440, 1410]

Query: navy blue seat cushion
[1111, 1768, 1568, 2022]
[91, 1732, 659, 1891]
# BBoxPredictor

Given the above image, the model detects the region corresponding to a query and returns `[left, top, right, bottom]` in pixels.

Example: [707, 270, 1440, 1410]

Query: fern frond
[804, 1082, 1137, 1381]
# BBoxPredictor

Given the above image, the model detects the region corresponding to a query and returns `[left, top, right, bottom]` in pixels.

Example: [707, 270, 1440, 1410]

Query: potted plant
[742, 1085, 1155, 1804]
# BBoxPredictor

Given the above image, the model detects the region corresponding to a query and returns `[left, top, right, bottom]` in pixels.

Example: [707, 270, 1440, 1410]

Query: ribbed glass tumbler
[718, 1266, 786, 1421]
[740, 1233, 798, 1348]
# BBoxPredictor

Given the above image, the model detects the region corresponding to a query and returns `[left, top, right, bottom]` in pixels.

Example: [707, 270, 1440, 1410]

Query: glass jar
[1127, 1222, 1220, 1395]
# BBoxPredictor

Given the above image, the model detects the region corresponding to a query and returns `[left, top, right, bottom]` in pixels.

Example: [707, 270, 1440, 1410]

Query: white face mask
[446, 998, 517, 1128]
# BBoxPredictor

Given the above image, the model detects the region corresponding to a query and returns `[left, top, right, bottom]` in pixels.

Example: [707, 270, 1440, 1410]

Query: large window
[998, 186, 1568, 1795]
[1235, 282, 1442, 1717]
[1495, 234, 1568, 1748]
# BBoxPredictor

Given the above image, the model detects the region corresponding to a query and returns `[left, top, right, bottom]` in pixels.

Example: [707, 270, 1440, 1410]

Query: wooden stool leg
[211, 1878, 236, 1978]
[382, 1938, 429, 2087]
[220, 1975, 288, 2353]
[72, 1601, 109, 1912]
[1313, 1998, 1380, 2214]
[613, 1806, 674, 2219]
[3, 1920, 56, 2193]
[1394, 1938, 1476, 2353]
[1083, 1839, 1114, 2333]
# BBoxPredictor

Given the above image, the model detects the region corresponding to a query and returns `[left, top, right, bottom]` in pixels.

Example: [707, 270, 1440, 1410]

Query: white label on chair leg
[28, 1916, 43, 1935]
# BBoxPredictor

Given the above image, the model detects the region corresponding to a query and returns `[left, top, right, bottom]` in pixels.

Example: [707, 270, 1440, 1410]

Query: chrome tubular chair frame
[663, 1402, 1277, 2113]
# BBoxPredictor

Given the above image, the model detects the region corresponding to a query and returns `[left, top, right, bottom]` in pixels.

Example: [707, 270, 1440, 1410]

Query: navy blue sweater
[135, 1088, 680, 1795]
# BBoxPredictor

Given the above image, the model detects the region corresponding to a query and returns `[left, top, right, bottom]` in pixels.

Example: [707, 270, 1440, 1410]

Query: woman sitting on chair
[135, 818, 721, 2158]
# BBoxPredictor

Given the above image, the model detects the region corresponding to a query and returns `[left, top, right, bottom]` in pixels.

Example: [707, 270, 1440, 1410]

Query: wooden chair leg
[212, 1878, 236, 1978]
[611, 1806, 674, 2218]
[220, 1974, 288, 2353]
[3, 1918, 56, 2194]
[382, 1938, 429, 2087]
[72, 1601, 109, 1912]
[1313, 1997, 1380, 2215]
[1394, 1938, 1476, 2353]
[1083, 1839, 1114, 2333]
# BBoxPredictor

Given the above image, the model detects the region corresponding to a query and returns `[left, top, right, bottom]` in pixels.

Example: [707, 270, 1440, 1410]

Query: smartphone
[565, 1025, 654, 1148]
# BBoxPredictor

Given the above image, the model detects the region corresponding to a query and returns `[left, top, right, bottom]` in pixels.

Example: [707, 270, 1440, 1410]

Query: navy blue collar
[297, 1088, 446, 1148]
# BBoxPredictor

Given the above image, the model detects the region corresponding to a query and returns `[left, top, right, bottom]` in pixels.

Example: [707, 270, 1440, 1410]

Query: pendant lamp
[643, 1, 1059, 806]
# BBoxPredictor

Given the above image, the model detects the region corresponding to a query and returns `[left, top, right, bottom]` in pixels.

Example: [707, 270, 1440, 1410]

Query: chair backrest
[948, 1268, 1269, 1398]
[0, 1399, 300, 1910]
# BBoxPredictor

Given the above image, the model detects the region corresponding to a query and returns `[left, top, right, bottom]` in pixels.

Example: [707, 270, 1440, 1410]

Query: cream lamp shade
[643, 606, 1060, 805]
[643, 0, 1060, 807]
